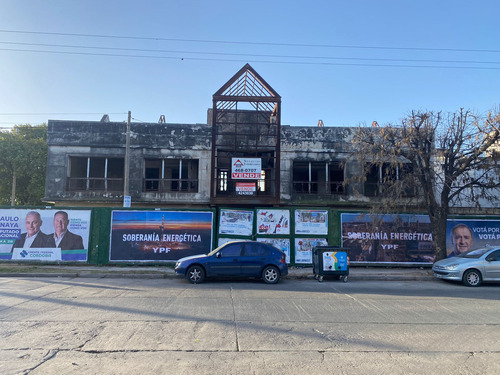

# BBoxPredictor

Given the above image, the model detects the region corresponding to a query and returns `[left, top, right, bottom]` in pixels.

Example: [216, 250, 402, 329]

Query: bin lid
[313, 246, 349, 253]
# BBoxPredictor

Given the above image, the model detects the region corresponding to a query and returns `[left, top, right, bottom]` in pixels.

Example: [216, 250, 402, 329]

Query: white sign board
[12, 248, 62, 261]
[236, 182, 256, 195]
[123, 195, 131, 208]
[231, 158, 262, 179]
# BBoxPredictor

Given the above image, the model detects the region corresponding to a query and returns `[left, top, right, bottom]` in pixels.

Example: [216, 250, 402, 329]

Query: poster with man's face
[446, 219, 500, 257]
[0, 209, 91, 262]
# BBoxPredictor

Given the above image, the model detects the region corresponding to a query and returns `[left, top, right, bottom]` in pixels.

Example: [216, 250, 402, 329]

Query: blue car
[175, 240, 288, 284]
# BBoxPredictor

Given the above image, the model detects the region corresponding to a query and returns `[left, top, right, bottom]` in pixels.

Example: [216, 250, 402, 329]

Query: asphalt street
[0, 276, 498, 374]
[0, 263, 435, 281]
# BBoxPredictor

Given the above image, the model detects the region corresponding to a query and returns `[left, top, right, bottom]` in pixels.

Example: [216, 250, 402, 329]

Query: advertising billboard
[295, 209, 328, 235]
[295, 238, 328, 264]
[110, 210, 214, 261]
[0, 209, 91, 262]
[341, 213, 435, 264]
[257, 209, 290, 235]
[219, 209, 254, 236]
[446, 219, 500, 257]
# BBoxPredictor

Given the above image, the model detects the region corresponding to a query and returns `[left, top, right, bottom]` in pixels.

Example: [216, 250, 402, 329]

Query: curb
[0, 264, 434, 281]
[283, 274, 435, 282]
[0, 271, 435, 281]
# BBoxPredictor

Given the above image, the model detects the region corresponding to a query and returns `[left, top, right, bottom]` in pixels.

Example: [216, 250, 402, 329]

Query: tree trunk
[10, 170, 16, 206]
[429, 206, 448, 261]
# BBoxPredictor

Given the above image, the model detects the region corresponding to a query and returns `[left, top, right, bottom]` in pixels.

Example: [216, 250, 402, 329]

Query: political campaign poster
[110, 211, 214, 261]
[341, 213, 435, 264]
[256, 209, 290, 235]
[446, 219, 500, 257]
[0, 209, 91, 262]
[219, 209, 254, 236]
[295, 209, 328, 235]
[294, 238, 328, 264]
[257, 237, 291, 263]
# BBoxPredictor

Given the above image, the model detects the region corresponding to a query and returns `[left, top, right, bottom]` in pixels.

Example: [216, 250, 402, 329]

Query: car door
[484, 250, 500, 280]
[207, 242, 244, 277]
[240, 242, 269, 277]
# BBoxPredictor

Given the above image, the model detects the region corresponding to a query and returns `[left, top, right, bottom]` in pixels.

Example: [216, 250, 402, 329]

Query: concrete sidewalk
[0, 263, 434, 281]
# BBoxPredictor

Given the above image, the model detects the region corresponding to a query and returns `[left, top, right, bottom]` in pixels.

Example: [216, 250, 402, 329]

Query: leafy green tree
[0, 124, 47, 206]
[350, 109, 500, 261]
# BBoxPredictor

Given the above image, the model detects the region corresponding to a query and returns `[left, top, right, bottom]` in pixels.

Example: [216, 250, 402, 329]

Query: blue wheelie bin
[312, 246, 349, 282]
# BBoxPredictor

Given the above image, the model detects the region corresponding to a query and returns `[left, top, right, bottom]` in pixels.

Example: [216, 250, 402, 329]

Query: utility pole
[123, 111, 131, 207]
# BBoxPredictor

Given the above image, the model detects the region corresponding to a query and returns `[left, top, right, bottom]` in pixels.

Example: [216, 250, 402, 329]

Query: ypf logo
[20, 250, 28, 258]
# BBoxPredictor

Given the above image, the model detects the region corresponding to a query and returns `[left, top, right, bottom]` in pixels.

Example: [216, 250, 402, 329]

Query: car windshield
[458, 248, 491, 258]
[207, 242, 235, 256]
[207, 247, 221, 256]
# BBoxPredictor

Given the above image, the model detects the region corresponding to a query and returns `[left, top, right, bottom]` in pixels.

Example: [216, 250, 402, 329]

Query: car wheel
[262, 266, 280, 284]
[187, 265, 205, 284]
[462, 269, 482, 287]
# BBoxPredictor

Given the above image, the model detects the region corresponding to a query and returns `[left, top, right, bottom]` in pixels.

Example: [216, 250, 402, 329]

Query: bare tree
[350, 109, 500, 260]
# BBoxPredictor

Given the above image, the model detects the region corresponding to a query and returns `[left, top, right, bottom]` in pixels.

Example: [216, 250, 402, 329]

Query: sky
[1, 0, 500, 129]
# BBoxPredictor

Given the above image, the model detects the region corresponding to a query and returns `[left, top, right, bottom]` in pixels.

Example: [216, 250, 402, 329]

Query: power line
[1, 29, 499, 54]
[0, 112, 126, 116]
[2, 47, 500, 70]
[1, 41, 500, 66]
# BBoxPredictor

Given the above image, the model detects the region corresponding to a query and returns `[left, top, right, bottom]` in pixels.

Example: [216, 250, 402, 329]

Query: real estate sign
[231, 158, 262, 179]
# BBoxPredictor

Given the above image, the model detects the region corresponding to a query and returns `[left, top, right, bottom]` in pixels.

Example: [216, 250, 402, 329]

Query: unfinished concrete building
[43, 64, 399, 209]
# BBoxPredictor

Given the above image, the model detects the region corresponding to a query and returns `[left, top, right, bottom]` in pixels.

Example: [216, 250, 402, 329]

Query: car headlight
[442, 263, 459, 270]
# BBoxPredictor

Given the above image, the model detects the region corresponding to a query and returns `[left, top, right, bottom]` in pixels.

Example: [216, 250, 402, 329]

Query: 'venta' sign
[231, 158, 262, 179]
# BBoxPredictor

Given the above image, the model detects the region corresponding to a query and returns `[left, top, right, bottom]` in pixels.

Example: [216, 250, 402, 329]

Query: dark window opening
[67, 157, 124, 192]
[364, 164, 380, 197]
[364, 163, 416, 197]
[293, 161, 344, 195]
[215, 152, 275, 197]
[143, 159, 199, 193]
[329, 161, 345, 194]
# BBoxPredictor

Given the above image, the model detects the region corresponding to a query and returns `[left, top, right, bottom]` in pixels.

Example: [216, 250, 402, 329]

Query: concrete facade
[45, 120, 212, 206]
[44, 118, 368, 208]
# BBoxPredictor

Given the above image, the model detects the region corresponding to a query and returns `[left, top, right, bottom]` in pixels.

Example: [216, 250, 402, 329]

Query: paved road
[0, 277, 499, 374]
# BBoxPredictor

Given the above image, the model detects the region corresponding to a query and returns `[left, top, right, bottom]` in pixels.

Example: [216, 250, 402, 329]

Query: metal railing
[364, 182, 418, 197]
[143, 178, 199, 193]
[67, 178, 124, 192]
[214, 178, 275, 197]
[292, 181, 344, 195]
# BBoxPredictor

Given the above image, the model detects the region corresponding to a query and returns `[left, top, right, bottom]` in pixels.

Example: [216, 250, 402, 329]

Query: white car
[432, 246, 500, 287]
